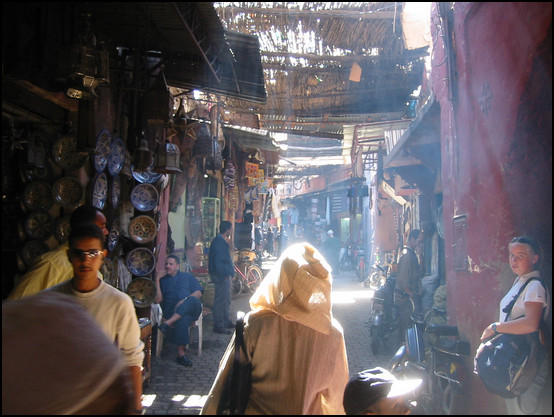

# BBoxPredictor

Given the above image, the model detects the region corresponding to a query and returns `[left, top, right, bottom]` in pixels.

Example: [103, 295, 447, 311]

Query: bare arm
[154, 270, 164, 304]
[480, 301, 543, 341]
[174, 290, 203, 309]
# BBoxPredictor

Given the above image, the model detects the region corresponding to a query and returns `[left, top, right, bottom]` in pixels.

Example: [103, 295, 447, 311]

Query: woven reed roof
[215, 2, 427, 119]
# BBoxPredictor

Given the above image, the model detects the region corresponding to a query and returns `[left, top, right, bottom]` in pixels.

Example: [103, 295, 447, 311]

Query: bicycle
[231, 254, 264, 298]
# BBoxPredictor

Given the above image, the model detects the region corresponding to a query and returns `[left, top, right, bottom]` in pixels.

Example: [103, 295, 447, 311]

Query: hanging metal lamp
[153, 140, 182, 173]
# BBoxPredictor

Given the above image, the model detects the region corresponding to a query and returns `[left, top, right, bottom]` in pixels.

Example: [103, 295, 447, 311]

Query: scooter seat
[434, 339, 471, 356]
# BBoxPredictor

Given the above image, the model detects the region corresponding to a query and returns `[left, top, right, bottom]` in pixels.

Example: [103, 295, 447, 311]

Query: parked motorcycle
[365, 263, 389, 289]
[368, 275, 399, 355]
[388, 291, 471, 415]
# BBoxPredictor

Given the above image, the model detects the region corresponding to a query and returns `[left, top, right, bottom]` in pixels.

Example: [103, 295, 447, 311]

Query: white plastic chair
[188, 312, 203, 355]
[156, 308, 203, 358]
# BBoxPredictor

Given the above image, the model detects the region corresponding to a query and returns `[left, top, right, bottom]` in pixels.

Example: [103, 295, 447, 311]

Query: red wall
[431, 2, 552, 414]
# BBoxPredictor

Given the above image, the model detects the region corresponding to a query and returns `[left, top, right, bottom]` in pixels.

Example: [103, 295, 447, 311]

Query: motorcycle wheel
[389, 350, 436, 415]
[434, 372, 463, 415]
[371, 336, 381, 355]
[369, 271, 382, 289]
[370, 324, 383, 354]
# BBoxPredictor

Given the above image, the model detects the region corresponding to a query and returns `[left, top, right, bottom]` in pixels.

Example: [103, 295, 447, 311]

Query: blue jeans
[213, 276, 231, 330]
[167, 296, 202, 347]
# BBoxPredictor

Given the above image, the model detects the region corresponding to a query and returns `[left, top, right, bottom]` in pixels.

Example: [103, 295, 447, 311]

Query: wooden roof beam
[262, 51, 425, 62]
[264, 128, 343, 140]
[267, 85, 415, 100]
[218, 7, 396, 20]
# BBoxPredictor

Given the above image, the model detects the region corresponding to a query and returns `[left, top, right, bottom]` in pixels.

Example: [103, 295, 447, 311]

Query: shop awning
[384, 94, 441, 169]
[222, 125, 281, 165]
[88, 2, 266, 104]
[381, 94, 441, 195]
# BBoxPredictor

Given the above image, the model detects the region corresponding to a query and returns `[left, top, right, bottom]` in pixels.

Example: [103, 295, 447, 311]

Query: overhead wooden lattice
[215, 2, 428, 118]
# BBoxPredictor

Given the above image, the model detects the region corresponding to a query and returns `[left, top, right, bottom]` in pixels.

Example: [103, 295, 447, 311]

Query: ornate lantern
[153, 140, 182, 174]
[63, 15, 109, 99]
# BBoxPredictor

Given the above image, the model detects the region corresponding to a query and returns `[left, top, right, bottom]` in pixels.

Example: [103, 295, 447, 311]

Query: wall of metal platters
[1, 122, 171, 299]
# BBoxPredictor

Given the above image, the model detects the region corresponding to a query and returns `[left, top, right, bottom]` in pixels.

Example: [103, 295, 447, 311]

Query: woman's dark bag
[217, 311, 252, 415]
[474, 278, 548, 398]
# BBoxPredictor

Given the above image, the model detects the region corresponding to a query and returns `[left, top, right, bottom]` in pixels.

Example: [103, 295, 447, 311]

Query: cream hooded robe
[201, 242, 349, 415]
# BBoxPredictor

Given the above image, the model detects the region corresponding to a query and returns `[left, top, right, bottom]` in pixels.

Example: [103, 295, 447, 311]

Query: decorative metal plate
[110, 175, 121, 209]
[126, 277, 157, 308]
[128, 215, 158, 244]
[101, 258, 118, 288]
[94, 130, 112, 173]
[52, 176, 84, 208]
[107, 137, 125, 176]
[126, 247, 156, 276]
[22, 181, 54, 212]
[24, 210, 54, 240]
[107, 218, 120, 252]
[91, 172, 108, 210]
[54, 215, 71, 243]
[131, 164, 163, 184]
[20, 239, 50, 267]
[130, 183, 159, 212]
[52, 135, 89, 171]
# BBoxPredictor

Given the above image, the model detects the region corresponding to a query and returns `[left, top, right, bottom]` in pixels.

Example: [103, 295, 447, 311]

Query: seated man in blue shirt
[155, 254, 203, 367]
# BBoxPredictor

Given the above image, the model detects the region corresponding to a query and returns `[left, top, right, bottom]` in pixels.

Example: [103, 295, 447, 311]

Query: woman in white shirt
[480, 236, 550, 414]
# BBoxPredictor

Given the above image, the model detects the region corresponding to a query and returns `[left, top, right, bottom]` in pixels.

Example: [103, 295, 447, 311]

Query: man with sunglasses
[8, 205, 109, 300]
[46, 223, 145, 414]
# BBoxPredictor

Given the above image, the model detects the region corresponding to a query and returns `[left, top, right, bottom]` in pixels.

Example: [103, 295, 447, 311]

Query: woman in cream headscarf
[201, 242, 350, 415]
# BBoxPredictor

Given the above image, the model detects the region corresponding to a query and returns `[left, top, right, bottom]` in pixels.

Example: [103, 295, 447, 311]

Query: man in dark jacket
[208, 221, 235, 334]
[395, 229, 424, 343]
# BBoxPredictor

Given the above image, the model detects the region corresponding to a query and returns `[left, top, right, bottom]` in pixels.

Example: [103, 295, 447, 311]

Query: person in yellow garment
[201, 242, 350, 415]
[7, 205, 109, 300]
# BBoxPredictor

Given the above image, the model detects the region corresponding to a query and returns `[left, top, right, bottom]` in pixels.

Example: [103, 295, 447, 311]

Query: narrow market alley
[2, 3, 551, 415]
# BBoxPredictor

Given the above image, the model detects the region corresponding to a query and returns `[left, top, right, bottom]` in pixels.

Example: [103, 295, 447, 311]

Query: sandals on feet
[176, 355, 193, 367]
